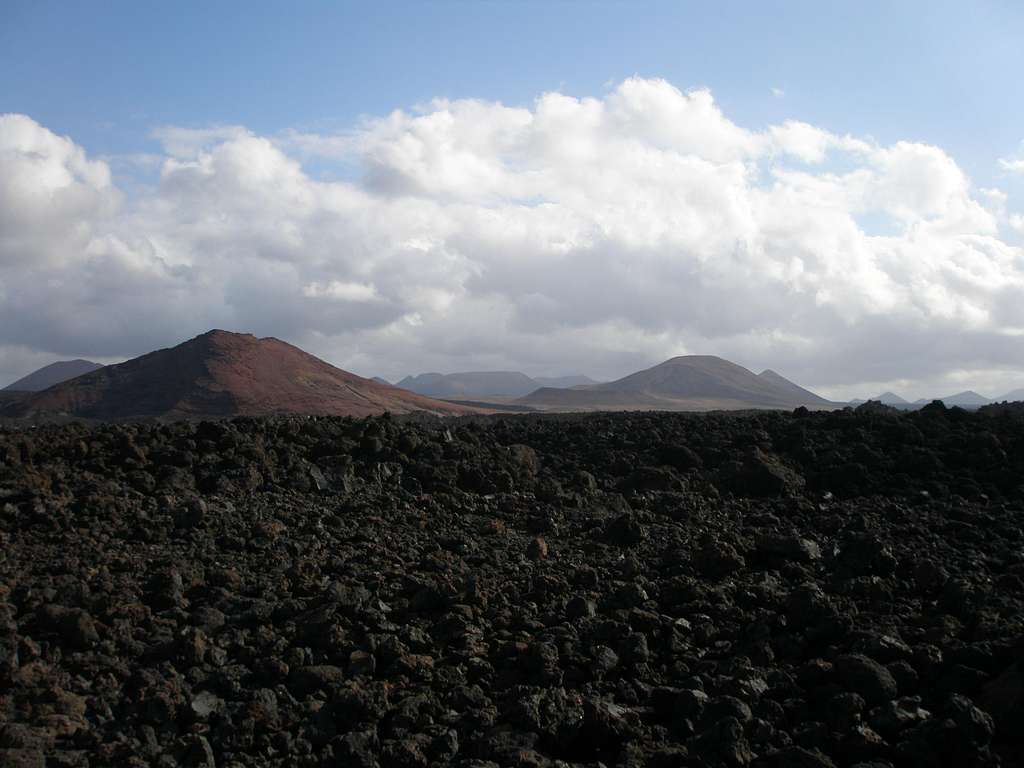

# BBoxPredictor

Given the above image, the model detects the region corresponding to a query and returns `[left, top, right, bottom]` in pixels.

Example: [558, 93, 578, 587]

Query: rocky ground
[2, 402, 1024, 767]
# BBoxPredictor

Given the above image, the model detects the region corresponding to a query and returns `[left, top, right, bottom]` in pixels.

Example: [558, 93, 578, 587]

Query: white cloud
[771, 87, 785, 98]
[999, 141, 1024, 174]
[768, 120, 873, 164]
[302, 280, 379, 302]
[2, 80, 1024, 396]
[0, 113, 119, 271]
[150, 124, 251, 159]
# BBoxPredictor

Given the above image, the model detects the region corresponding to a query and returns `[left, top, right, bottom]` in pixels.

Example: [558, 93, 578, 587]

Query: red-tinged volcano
[6, 330, 476, 419]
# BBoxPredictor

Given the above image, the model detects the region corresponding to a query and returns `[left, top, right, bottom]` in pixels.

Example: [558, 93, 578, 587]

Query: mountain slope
[3, 359, 104, 392]
[757, 369, 832, 406]
[6, 330, 473, 419]
[519, 355, 833, 411]
[996, 388, 1024, 403]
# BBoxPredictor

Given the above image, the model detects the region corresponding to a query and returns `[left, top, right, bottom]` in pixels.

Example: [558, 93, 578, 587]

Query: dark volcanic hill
[519, 355, 834, 411]
[3, 359, 104, 391]
[5, 330, 473, 419]
[397, 371, 543, 398]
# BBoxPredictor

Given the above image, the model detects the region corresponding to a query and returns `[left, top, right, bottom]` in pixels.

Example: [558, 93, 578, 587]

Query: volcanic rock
[836, 654, 899, 706]
[1, 405, 1023, 766]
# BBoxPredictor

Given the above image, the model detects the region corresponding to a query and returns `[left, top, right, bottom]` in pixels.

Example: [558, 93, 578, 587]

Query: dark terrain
[2, 402, 1024, 767]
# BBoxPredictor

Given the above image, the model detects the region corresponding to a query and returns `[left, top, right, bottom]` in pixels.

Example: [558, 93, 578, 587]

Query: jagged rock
[755, 747, 836, 767]
[527, 536, 549, 560]
[836, 654, 899, 706]
[755, 534, 822, 564]
[289, 665, 346, 696]
[719, 448, 805, 497]
[695, 538, 746, 577]
[0, 408, 1022, 767]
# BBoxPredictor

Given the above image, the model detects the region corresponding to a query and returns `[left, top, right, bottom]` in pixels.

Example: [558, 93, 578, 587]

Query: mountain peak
[874, 391, 909, 405]
[7, 331, 474, 419]
[664, 354, 730, 365]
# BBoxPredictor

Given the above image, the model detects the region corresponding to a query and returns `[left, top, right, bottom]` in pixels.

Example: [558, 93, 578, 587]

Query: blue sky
[2, 1, 1024, 398]
[4, 0, 1022, 190]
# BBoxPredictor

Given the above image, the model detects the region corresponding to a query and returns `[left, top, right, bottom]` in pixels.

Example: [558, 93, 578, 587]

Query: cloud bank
[2, 78, 1023, 398]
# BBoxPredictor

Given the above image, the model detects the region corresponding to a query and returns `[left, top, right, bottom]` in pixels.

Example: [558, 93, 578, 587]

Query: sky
[2, 0, 1024, 400]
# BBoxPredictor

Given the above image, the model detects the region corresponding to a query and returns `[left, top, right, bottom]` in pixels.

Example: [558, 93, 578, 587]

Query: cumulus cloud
[1, 79, 1023, 398]
[999, 142, 1024, 175]
[150, 124, 251, 159]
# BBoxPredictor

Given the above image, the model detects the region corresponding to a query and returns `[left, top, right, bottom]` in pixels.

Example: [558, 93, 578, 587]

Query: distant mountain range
[518, 356, 835, 411]
[854, 388, 1024, 409]
[3, 359, 104, 391]
[917, 391, 992, 407]
[4, 330, 472, 420]
[533, 375, 599, 389]
[396, 371, 599, 399]
[5, 332, 1020, 420]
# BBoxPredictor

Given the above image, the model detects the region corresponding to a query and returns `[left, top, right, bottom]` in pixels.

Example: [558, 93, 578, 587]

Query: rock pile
[1, 403, 1023, 766]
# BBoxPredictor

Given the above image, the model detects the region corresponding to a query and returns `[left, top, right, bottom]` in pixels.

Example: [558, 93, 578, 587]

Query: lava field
[2, 403, 1024, 768]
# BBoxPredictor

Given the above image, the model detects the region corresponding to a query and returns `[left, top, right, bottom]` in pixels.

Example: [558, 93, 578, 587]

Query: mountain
[909, 391, 991, 408]
[936, 391, 991, 407]
[3, 359, 104, 392]
[995, 388, 1024, 403]
[519, 355, 833, 411]
[371, 376, 391, 385]
[533, 375, 600, 389]
[5, 330, 474, 420]
[874, 391, 910, 406]
[396, 371, 542, 399]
